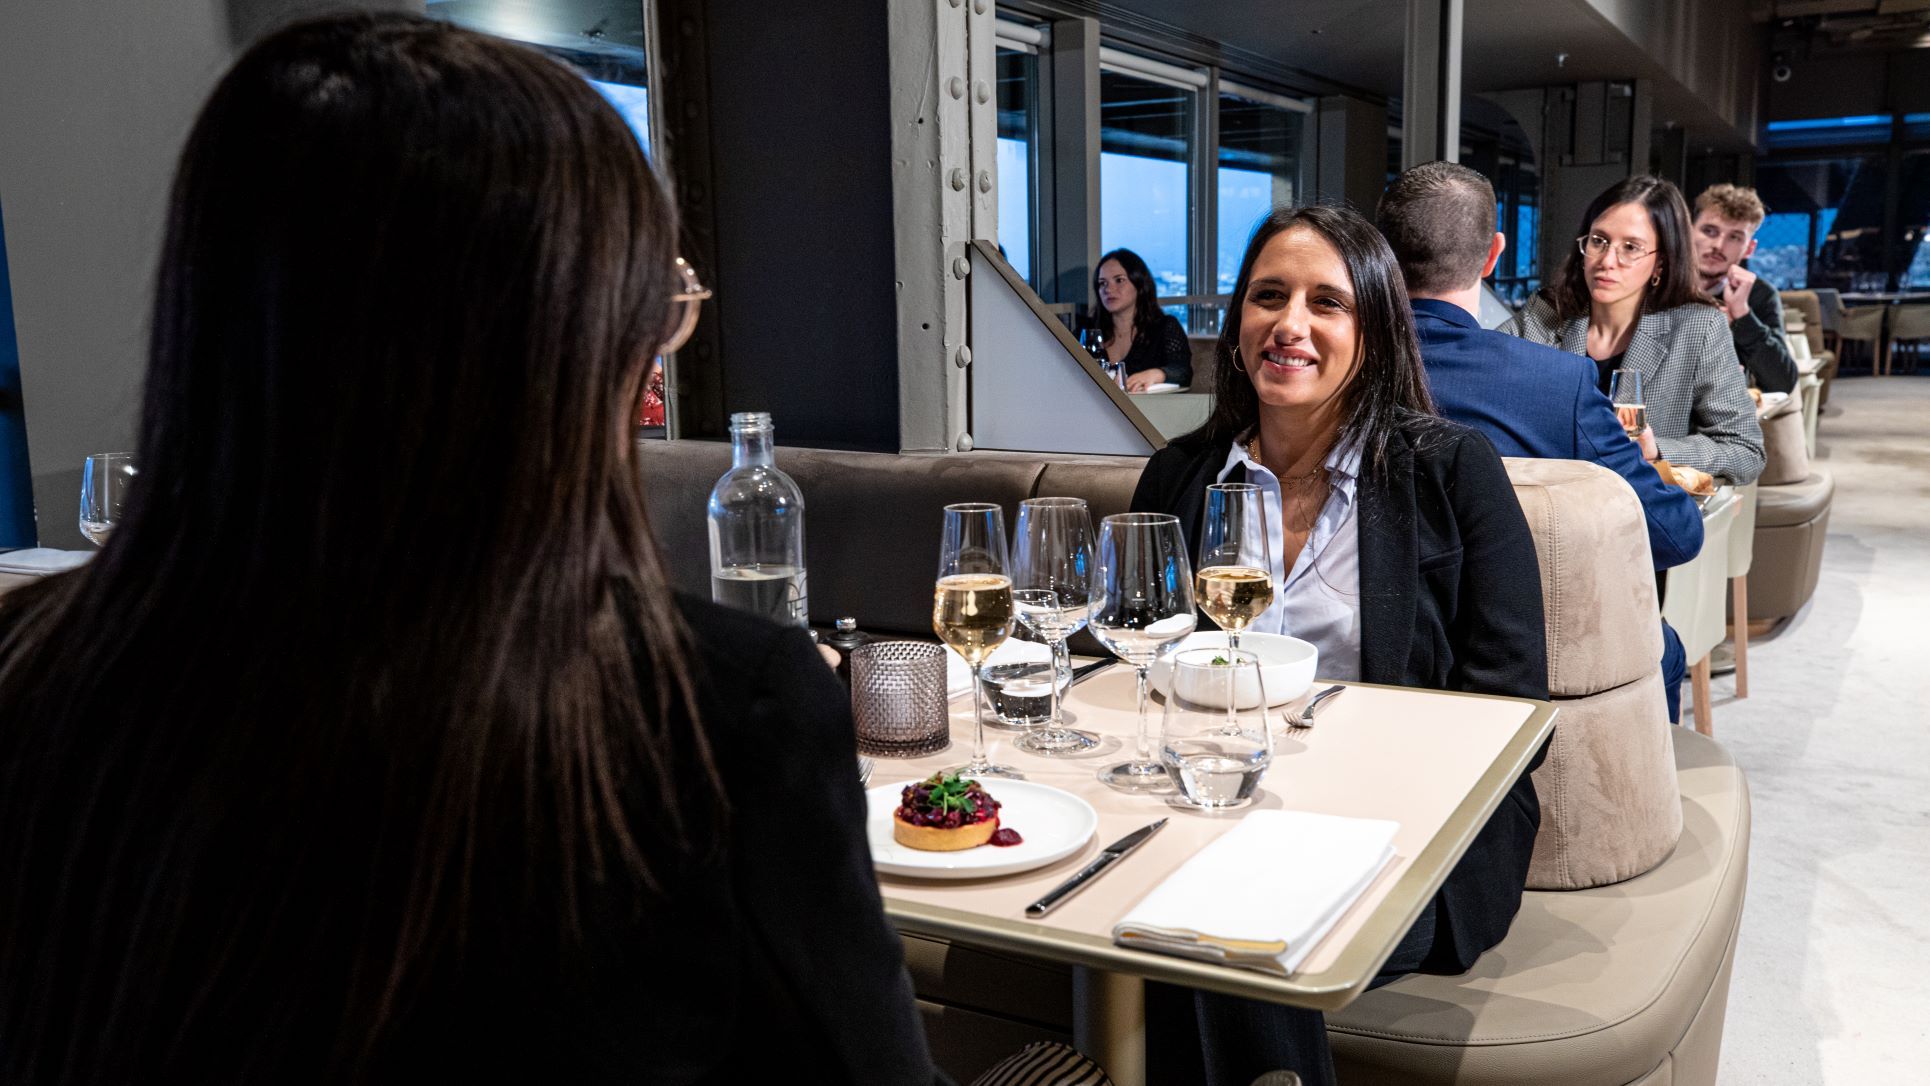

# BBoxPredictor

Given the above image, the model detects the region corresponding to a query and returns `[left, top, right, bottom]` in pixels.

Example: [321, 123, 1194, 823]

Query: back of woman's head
[0, 13, 717, 1080]
[1191, 204, 1435, 474]
[1549, 174, 1714, 320]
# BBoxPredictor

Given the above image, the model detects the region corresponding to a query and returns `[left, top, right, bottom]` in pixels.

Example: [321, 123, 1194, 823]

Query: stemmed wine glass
[1010, 497, 1097, 755]
[79, 453, 136, 547]
[1609, 370, 1646, 442]
[1090, 513, 1196, 792]
[1196, 482, 1274, 655]
[933, 503, 1022, 779]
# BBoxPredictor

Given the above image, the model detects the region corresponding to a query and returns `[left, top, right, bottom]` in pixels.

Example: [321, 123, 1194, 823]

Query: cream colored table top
[874, 667, 1555, 1011]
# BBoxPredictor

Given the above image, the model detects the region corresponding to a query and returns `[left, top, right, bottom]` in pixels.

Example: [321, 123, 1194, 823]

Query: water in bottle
[707, 412, 809, 626]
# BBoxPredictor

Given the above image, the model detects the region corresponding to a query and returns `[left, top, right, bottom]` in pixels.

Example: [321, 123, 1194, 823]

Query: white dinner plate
[1133, 382, 1183, 395]
[866, 778, 1099, 879]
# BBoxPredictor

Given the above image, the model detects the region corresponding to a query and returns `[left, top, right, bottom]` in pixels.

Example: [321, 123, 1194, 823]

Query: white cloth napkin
[1113, 809, 1399, 976]
[0, 548, 93, 575]
[945, 638, 1053, 699]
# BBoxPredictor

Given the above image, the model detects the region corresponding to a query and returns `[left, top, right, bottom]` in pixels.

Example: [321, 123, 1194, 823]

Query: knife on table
[1025, 818, 1168, 918]
[1069, 659, 1115, 685]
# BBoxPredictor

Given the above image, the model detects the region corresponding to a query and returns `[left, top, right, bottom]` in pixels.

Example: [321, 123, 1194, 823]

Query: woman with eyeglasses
[0, 14, 936, 1084]
[1510, 175, 1764, 484]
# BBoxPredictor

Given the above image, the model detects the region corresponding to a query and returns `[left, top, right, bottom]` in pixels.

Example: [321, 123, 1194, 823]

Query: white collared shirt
[1214, 438, 1364, 680]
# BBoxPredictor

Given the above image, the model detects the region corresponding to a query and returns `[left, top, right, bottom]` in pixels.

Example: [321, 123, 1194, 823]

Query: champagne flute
[1196, 482, 1274, 655]
[78, 453, 136, 546]
[1609, 370, 1646, 442]
[1090, 513, 1196, 793]
[934, 503, 1021, 779]
[1010, 497, 1097, 755]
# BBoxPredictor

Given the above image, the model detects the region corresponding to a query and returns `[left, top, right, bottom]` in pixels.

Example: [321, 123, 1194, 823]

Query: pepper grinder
[824, 617, 869, 685]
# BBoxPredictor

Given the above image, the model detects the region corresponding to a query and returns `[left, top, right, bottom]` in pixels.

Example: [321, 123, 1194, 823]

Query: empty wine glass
[934, 503, 1021, 779]
[1010, 497, 1097, 755]
[1609, 370, 1645, 442]
[78, 453, 136, 547]
[1160, 647, 1273, 810]
[1090, 512, 1196, 793]
[1196, 482, 1274, 654]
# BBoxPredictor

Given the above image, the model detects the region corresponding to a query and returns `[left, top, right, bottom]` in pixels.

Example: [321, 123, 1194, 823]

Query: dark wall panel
[691, 0, 901, 451]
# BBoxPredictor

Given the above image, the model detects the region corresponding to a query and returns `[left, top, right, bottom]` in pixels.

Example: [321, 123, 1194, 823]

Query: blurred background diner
[2, 2, 1928, 1085]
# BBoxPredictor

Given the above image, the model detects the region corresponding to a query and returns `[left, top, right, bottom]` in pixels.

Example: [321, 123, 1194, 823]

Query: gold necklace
[1244, 433, 1329, 489]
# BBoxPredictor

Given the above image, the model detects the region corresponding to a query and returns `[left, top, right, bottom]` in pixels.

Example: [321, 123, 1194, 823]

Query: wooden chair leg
[1692, 656, 1714, 737]
[1731, 575, 1749, 699]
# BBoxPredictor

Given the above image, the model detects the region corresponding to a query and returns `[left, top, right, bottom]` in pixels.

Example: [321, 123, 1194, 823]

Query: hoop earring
[1231, 345, 1244, 371]
[1650, 272, 1661, 287]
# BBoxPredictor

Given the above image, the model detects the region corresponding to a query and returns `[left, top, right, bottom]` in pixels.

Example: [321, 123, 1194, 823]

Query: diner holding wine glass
[1510, 175, 1765, 485]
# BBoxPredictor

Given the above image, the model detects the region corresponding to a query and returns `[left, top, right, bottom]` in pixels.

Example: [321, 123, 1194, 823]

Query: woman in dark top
[0, 15, 932, 1084]
[1094, 247, 1193, 390]
[1131, 206, 1548, 1086]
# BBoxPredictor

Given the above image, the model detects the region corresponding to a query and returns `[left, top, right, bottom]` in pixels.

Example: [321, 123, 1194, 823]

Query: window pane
[1217, 93, 1301, 292]
[1752, 212, 1811, 290]
[426, 1, 651, 154]
[1101, 69, 1194, 302]
[1757, 154, 1887, 292]
[995, 48, 1039, 284]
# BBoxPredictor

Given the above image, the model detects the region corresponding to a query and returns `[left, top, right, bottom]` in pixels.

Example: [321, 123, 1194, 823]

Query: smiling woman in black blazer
[1132, 205, 1548, 1086]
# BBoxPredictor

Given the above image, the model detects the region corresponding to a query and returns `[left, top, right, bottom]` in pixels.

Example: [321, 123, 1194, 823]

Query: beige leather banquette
[1742, 393, 1832, 627]
[636, 440, 1749, 1086]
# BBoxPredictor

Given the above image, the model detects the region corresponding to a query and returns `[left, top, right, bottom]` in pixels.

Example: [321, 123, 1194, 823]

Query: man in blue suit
[1378, 162, 1702, 722]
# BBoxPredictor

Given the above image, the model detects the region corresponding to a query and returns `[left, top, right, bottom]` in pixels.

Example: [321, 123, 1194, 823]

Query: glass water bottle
[707, 412, 809, 626]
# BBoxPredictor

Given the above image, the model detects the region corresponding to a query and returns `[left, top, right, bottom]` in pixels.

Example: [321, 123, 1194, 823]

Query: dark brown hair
[1186, 204, 1437, 479]
[1377, 161, 1497, 295]
[1094, 247, 1166, 347]
[0, 13, 718, 1080]
[1547, 175, 1718, 321]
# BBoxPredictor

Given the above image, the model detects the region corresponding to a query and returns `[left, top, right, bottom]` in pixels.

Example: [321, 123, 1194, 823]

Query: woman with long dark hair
[1510, 175, 1763, 483]
[0, 14, 932, 1083]
[1093, 247, 1193, 390]
[1131, 206, 1547, 1086]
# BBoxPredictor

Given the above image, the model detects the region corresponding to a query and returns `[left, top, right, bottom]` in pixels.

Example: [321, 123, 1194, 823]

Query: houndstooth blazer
[1510, 294, 1765, 484]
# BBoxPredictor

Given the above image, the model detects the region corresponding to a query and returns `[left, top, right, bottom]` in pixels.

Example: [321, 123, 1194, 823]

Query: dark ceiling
[1103, 0, 1760, 151]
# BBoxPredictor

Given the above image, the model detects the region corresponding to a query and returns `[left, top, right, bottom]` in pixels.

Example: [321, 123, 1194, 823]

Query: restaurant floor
[1712, 375, 1930, 1082]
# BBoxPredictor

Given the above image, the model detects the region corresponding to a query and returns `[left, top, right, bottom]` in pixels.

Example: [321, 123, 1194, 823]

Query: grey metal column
[1043, 16, 1101, 307]
[887, 0, 973, 453]
[1191, 65, 1220, 317]
[1310, 96, 1389, 214]
[1401, 0, 1463, 169]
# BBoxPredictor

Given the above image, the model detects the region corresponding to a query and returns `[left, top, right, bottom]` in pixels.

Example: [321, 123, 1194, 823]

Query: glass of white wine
[1091, 513, 1196, 793]
[78, 453, 136, 547]
[934, 502, 1021, 779]
[1010, 497, 1097, 755]
[1196, 482, 1274, 655]
[1610, 369, 1646, 442]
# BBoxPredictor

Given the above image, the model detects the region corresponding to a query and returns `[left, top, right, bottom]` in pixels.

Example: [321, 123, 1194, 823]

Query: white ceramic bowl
[1148, 630, 1318, 708]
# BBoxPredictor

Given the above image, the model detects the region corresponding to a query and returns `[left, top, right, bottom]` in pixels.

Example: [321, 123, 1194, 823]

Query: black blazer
[1131, 421, 1549, 973]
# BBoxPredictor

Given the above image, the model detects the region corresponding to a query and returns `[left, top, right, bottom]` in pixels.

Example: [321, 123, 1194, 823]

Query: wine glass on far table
[1010, 497, 1097, 755]
[1609, 370, 1646, 442]
[79, 453, 136, 546]
[934, 503, 1021, 780]
[1090, 512, 1196, 793]
[1196, 482, 1274, 655]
